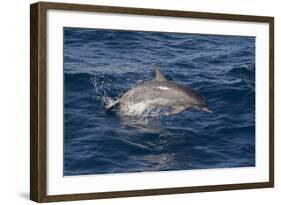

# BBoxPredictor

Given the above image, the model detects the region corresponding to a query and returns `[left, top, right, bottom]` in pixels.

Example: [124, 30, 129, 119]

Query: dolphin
[106, 66, 212, 116]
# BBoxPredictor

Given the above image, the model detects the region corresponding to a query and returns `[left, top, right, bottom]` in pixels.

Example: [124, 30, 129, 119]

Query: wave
[227, 63, 255, 77]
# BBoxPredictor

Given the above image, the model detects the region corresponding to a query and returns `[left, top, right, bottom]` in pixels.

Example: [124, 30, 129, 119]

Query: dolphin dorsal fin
[153, 65, 167, 81]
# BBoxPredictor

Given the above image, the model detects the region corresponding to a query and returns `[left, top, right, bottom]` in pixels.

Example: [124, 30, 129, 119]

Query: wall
[0, 0, 279, 204]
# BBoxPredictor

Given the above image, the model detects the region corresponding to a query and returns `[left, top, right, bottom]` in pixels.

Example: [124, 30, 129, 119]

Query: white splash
[117, 100, 168, 118]
[90, 74, 167, 118]
[119, 102, 149, 116]
[103, 96, 116, 110]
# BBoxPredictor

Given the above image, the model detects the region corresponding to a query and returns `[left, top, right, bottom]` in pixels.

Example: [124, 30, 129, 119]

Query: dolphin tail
[105, 99, 120, 112]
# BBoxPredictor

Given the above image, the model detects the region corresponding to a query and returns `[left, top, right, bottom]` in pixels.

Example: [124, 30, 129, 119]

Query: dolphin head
[178, 85, 212, 113]
[200, 105, 213, 113]
[148, 66, 213, 115]
[191, 96, 213, 113]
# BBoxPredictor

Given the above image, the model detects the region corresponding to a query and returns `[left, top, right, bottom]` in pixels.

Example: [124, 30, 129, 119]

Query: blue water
[63, 27, 255, 176]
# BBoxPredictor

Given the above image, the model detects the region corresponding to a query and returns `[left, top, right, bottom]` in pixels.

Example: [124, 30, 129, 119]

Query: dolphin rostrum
[106, 66, 212, 116]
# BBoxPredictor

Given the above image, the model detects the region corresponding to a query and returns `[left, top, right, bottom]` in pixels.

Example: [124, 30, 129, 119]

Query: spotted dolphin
[106, 66, 212, 116]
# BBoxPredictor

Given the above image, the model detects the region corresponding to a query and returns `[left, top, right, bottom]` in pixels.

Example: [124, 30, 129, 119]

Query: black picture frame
[30, 1, 274, 202]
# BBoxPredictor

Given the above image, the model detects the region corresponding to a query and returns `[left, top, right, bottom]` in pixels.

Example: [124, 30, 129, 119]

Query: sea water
[63, 28, 255, 176]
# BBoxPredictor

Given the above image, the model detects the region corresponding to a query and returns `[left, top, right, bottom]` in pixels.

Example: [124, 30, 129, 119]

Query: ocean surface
[63, 27, 255, 176]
